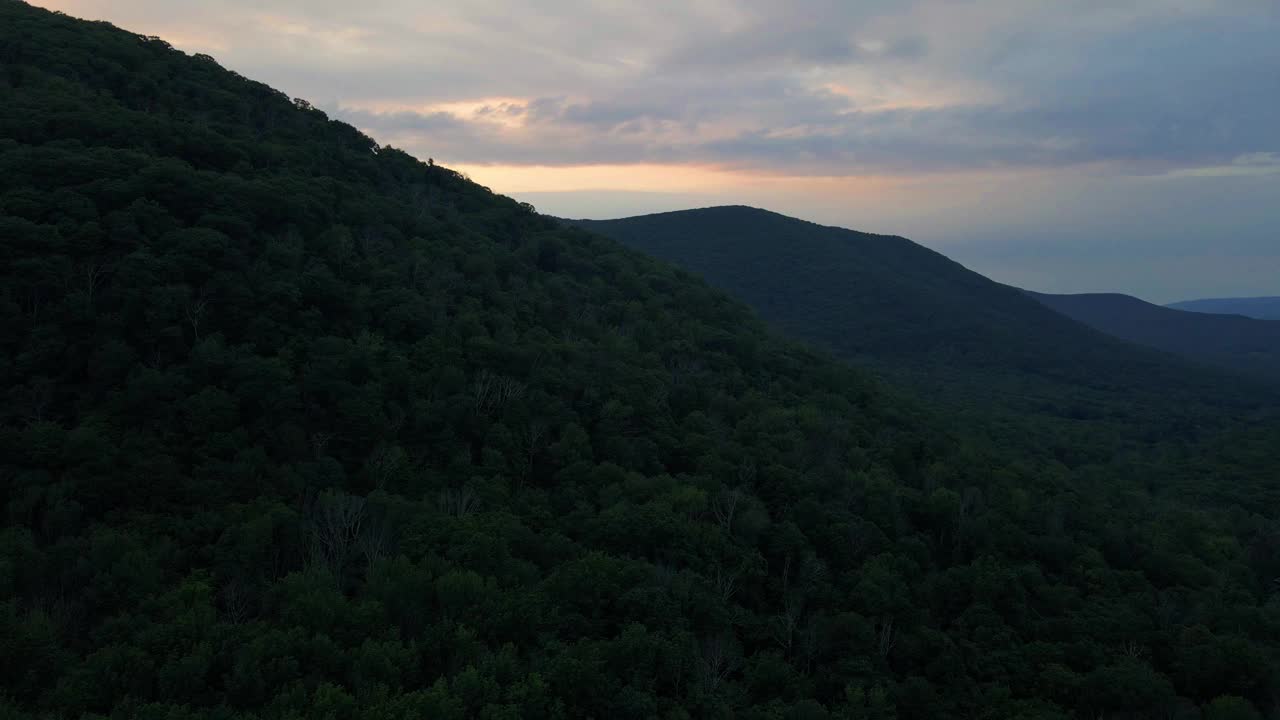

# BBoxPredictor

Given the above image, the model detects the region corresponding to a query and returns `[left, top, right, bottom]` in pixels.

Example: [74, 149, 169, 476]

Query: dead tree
[307, 490, 366, 585]
[473, 369, 525, 416]
[82, 262, 108, 311]
[772, 555, 826, 657]
[518, 419, 547, 483]
[439, 486, 477, 517]
[711, 488, 743, 535]
[185, 295, 208, 342]
[357, 509, 392, 570]
[877, 617, 897, 658]
[772, 593, 804, 655]
[697, 631, 741, 694]
[218, 579, 254, 624]
[711, 561, 741, 604]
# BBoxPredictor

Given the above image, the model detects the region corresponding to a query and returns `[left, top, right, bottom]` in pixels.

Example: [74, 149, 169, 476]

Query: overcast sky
[35, 0, 1280, 302]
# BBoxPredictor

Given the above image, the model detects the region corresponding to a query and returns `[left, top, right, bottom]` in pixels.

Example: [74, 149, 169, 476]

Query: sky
[33, 0, 1280, 302]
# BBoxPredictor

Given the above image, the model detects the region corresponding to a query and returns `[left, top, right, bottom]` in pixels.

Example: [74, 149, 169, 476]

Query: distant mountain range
[576, 207, 1280, 386]
[573, 208, 1275, 417]
[1167, 296, 1280, 320]
[1027, 292, 1280, 382]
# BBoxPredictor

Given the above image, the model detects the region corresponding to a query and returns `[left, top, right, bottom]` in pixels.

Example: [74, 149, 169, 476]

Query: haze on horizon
[32, 0, 1280, 303]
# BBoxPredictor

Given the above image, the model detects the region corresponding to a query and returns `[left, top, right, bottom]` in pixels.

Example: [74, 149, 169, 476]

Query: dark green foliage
[574, 211, 1280, 714]
[2, 3, 1280, 719]
[1028, 290, 1280, 382]
[573, 207, 1280, 478]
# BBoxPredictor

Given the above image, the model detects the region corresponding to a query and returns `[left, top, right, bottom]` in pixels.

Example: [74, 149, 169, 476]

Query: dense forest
[1027, 291, 1280, 383]
[575, 208, 1280, 467]
[3, 3, 1280, 718]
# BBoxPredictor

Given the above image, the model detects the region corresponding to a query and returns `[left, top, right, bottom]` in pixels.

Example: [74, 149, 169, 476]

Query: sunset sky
[31, 0, 1279, 302]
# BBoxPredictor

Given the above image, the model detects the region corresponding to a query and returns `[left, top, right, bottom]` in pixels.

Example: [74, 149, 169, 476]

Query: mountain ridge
[1168, 296, 1280, 320]
[573, 205, 1280, 473]
[571, 206, 1272, 395]
[1025, 290, 1280, 382]
[5, 4, 1280, 718]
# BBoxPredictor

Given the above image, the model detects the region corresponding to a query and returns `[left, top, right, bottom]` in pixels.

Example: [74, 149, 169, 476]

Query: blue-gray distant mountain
[1168, 296, 1280, 320]
[1027, 292, 1280, 382]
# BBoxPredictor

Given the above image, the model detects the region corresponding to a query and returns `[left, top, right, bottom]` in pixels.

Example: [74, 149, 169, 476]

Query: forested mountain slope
[577, 207, 1090, 371]
[3, 3, 1280, 719]
[573, 208, 1237, 392]
[1169, 296, 1280, 321]
[574, 208, 1278, 459]
[1027, 291, 1280, 382]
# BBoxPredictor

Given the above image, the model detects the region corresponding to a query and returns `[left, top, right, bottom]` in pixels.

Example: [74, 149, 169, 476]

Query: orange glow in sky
[449, 162, 908, 195]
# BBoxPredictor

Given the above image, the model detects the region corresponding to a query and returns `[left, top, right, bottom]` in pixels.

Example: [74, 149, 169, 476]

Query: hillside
[573, 207, 1280, 499]
[577, 207, 1090, 372]
[572, 208, 1274, 415]
[1027, 291, 1280, 382]
[4, 3, 1280, 719]
[1169, 296, 1280, 320]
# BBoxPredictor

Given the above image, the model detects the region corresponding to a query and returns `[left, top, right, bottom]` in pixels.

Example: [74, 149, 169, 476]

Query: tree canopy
[3, 2, 1280, 719]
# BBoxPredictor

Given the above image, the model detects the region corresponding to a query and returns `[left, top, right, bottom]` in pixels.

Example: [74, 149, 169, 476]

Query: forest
[1027, 290, 1280, 383]
[577, 208, 1280, 479]
[3, 2, 1280, 718]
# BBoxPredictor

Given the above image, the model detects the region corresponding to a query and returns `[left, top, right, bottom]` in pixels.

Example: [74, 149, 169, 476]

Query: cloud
[36, 0, 1278, 178]
[27, 0, 1280, 299]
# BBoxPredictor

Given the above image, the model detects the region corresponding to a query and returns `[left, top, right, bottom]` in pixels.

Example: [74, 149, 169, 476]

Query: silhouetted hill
[574, 206, 1280, 481]
[5, 4, 1280, 719]
[573, 207, 1271, 404]
[580, 206, 1059, 368]
[1027, 291, 1280, 381]
[1169, 296, 1280, 320]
